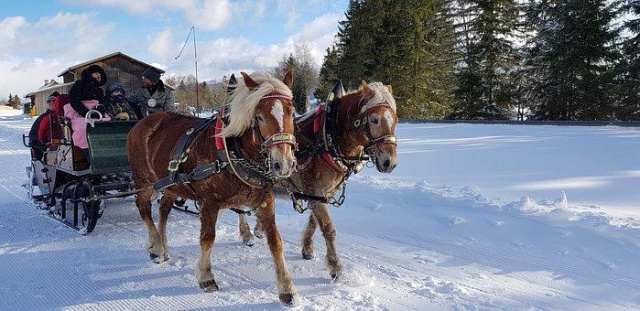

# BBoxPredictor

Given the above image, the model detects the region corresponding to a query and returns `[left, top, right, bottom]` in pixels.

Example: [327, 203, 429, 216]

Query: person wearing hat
[68, 64, 108, 117]
[28, 93, 58, 160]
[105, 83, 138, 120]
[66, 64, 111, 159]
[129, 68, 175, 117]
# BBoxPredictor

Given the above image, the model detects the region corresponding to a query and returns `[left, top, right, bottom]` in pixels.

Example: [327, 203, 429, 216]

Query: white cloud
[0, 16, 26, 43]
[184, 0, 232, 31]
[159, 12, 341, 81]
[0, 12, 116, 96]
[0, 9, 342, 97]
[286, 10, 300, 29]
[254, 0, 266, 19]
[64, 0, 233, 31]
[148, 29, 175, 60]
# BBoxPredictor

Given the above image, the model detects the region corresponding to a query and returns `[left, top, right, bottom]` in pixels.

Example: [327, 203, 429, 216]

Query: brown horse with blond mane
[126, 71, 300, 306]
[238, 80, 398, 280]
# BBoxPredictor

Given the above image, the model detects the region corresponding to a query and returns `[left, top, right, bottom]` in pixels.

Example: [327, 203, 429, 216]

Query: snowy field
[0, 110, 638, 310]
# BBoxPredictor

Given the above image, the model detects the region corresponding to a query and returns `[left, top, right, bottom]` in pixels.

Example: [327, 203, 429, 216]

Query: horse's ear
[226, 74, 237, 95]
[283, 70, 293, 88]
[385, 84, 393, 95]
[361, 80, 373, 94]
[241, 72, 259, 90]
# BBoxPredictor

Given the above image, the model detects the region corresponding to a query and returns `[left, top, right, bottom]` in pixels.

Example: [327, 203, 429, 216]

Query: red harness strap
[214, 109, 226, 151]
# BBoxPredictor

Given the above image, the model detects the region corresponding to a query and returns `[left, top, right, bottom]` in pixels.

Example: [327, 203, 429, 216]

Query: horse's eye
[371, 117, 379, 125]
[257, 115, 264, 122]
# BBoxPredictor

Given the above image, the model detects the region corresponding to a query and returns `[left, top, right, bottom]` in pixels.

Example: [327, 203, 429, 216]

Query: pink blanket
[63, 100, 111, 149]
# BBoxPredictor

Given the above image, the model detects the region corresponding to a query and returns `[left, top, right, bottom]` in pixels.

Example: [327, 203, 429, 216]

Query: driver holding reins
[129, 68, 175, 117]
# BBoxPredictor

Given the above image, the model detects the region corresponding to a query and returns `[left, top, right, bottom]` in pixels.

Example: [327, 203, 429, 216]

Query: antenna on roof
[175, 26, 199, 116]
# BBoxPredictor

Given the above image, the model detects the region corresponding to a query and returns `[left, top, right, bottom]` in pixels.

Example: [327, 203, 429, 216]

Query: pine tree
[525, 0, 618, 120]
[336, 0, 370, 89]
[329, 0, 458, 119]
[314, 46, 340, 102]
[614, 0, 640, 120]
[449, 0, 521, 120]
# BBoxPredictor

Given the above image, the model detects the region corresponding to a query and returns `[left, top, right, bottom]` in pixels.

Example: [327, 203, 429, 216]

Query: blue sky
[0, 0, 348, 97]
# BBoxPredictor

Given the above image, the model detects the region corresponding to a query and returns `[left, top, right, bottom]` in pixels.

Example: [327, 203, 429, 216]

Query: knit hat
[106, 83, 126, 96]
[142, 68, 161, 84]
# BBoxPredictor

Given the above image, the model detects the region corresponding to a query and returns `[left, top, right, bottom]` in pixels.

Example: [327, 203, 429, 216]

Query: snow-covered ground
[0, 112, 638, 310]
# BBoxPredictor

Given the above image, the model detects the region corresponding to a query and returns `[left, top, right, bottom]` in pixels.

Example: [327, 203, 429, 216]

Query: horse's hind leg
[257, 197, 298, 307]
[238, 213, 255, 246]
[157, 191, 176, 261]
[253, 216, 265, 239]
[310, 202, 343, 280]
[136, 188, 165, 263]
[301, 213, 318, 259]
[197, 201, 219, 292]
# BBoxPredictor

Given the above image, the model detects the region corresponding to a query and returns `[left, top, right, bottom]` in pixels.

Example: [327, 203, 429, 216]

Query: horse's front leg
[238, 213, 255, 246]
[197, 201, 219, 292]
[310, 202, 343, 280]
[257, 196, 298, 307]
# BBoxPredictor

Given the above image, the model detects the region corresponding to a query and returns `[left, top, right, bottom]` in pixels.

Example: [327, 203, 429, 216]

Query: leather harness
[152, 93, 296, 201]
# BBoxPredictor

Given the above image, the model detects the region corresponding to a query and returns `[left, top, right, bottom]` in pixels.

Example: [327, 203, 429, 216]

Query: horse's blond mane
[346, 82, 396, 113]
[221, 72, 293, 137]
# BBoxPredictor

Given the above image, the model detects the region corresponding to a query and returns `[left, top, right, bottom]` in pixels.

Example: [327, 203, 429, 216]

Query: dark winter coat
[68, 64, 108, 117]
[129, 80, 175, 117]
[107, 95, 138, 120]
[29, 110, 53, 144]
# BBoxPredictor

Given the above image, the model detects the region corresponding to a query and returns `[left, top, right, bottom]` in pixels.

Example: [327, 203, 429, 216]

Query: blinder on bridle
[252, 92, 297, 153]
[352, 102, 398, 153]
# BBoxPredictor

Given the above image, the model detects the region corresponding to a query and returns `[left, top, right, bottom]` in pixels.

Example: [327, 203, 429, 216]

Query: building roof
[57, 51, 165, 77]
[25, 81, 74, 97]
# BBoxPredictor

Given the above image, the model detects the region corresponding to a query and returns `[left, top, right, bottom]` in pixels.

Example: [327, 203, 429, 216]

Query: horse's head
[349, 80, 398, 173]
[222, 71, 297, 178]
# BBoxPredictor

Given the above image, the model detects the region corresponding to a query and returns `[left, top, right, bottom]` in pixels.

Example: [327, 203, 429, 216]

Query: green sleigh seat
[86, 120, 138, 174]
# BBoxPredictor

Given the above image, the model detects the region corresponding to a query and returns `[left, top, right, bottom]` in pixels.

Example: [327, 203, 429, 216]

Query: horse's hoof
[302, 250, 314, 260]
[163, 253, 170, 262]
[199, 279, 219, 292]
[149, 253, 162, 264]
[254, 228, 265, 239]
[243, 237, 255, 247]
[331, 271, 342, 281]
[279, 293, 299, 307]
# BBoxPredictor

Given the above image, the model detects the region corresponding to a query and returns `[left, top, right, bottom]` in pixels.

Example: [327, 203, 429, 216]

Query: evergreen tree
[314, 46, 340, 102]
[614, 0, 640, 120]
[336, 0, 369, 90]
[330, 0, 457, 119]
[525, 0, 618, 120]
[450, 0, 521, 120]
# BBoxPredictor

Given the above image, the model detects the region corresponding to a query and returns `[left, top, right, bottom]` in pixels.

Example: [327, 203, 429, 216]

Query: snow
[0, 117, 638, 310]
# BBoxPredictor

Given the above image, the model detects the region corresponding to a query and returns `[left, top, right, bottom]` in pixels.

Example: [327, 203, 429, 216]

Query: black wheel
[60, 181, 101, 234]
[80, 200, 100, 234]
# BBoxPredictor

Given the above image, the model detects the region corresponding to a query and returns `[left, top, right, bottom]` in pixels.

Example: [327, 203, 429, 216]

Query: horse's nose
[383, 159, 391, 170]
[273, 161, 282, 173]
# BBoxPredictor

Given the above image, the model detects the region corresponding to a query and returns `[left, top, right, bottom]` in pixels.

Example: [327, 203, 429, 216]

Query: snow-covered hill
[0, 115, 638, 310]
